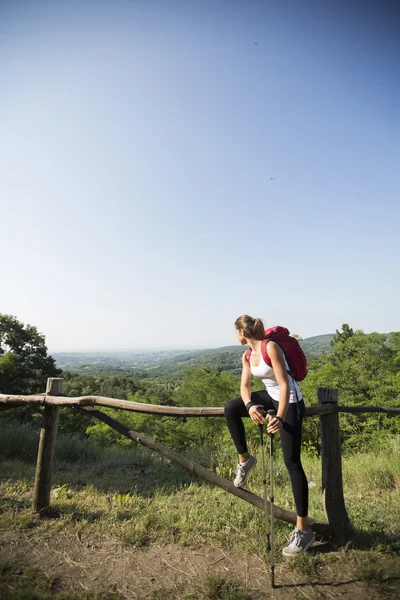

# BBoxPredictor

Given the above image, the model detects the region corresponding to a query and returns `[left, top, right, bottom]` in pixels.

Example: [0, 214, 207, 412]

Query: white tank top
[250, 345, 302, 403]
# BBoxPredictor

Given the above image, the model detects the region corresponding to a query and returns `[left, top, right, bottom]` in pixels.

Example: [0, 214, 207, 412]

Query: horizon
[48, 331, 352, 354]
[2, 0, 399, 351]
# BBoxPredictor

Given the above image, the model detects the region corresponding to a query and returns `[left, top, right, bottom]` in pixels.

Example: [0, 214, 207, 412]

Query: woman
[224, 314, 315, 556]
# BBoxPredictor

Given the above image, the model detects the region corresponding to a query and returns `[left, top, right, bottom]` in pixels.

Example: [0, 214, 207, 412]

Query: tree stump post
[318, 387, 352, 545]
[33, 378, 63, 513]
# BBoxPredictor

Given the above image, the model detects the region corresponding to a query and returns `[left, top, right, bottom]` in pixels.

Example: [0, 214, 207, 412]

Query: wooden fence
[1, 378, 399, 546]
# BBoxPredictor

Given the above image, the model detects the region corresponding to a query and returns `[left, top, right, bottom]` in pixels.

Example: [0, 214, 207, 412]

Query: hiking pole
[256, 406, 270, 553]
[266, 409, 276, 589]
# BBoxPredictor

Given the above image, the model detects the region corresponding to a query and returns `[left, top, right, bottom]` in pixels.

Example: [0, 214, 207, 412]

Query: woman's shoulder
[241, 349, 251, 364]
[265, 340, 284, 360]
[265, 339, 278, 351]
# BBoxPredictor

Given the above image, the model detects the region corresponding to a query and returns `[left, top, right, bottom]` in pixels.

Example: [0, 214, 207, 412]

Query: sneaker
[233, 455, 257, 488]
[282, 528, 315, 557]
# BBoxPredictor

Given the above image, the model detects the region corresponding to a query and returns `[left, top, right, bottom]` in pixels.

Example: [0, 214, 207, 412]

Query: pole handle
[267, 410, 276, 438]
[255, 405, 266, 434]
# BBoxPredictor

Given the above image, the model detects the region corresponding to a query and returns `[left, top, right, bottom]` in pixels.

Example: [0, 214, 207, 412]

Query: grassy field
[0, 422, 399, 599]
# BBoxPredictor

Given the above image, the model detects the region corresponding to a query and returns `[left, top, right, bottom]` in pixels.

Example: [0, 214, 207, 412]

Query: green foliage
[59, 373, 177, 436]
[300, 333, 334, 360]
[172, 366, 239, 450]
[0, 418, 40, 462]
[331, 323, 354, 346]
[0, 416, 100, 464]
[2, 314, 399, 461]
[301, 329, 400, 406]
[84, 366, 240, 452]
[300, 329, 400, 452]
[0, 314, 61, 394]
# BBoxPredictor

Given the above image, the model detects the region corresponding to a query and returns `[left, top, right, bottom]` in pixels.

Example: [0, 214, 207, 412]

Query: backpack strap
[264, 338, 301, 420]
[246, 341, 274, 367]
[264, 338, 297, 378]
[261, 339, 272, 367]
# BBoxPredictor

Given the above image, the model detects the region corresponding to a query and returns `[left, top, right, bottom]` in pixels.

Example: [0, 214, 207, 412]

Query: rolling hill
[52, 333, 333, 376]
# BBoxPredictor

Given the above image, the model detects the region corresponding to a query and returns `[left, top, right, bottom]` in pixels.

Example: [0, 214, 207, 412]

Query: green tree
[83, 367, 239, 454]
[172, 366, 239, 449]
[0, 314, 61, 394]
[331, 323, 354, 347]
[300, 329, 400, 452]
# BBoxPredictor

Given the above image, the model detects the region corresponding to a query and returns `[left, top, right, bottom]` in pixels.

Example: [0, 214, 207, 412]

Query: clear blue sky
[1, 0, 399, 351]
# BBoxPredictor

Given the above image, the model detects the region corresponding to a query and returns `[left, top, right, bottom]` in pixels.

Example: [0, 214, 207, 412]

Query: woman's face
[235, 328, 247, 345]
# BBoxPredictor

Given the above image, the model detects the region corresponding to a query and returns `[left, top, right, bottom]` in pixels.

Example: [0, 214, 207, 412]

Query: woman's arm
[240, 352, 252, 406]
[267, 341, 290, 431]
[240, 353, 265, 425]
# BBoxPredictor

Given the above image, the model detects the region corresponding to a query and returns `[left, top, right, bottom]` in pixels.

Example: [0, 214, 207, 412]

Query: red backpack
[244, 326, 307, 381]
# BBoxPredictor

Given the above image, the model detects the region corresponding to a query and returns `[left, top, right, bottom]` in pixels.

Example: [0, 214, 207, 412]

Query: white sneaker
[233, 455, 257, 488]
[282, 528, 315, 556]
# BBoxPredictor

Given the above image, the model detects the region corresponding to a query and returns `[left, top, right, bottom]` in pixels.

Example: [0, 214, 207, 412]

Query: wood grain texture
[33, 379, 63, 513]
[1, 393, 399, 416]
[318, 387, 352, 545]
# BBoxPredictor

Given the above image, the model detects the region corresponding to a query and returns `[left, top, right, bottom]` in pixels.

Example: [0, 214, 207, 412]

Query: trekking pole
[256, 406, 270, 552]
[266, 409, 276, 589]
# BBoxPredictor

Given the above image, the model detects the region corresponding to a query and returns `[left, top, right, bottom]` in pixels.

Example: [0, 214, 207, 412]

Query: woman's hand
[267, 415, 283, 435]
[248, 405, 266, 425]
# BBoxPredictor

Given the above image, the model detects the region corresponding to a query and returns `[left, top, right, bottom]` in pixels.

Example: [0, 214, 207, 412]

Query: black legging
[224, 390, 308, 517]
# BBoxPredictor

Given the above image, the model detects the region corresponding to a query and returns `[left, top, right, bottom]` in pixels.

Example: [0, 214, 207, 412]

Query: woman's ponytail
[235, 315, 265, 340]
[252, 318, 265, 340]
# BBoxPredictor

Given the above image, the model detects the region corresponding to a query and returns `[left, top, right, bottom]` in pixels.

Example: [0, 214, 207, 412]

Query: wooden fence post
[33, 378, 63, 513]
[318, 387, 352, 545]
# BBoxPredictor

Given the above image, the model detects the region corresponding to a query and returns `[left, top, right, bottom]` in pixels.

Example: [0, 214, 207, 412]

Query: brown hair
[235, 315, 265, 340]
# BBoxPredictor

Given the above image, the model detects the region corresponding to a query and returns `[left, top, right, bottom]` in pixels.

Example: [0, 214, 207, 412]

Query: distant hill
[52, 333, 333, 377]
[301, 334, 334, 360]
[150, 334, 334, 377]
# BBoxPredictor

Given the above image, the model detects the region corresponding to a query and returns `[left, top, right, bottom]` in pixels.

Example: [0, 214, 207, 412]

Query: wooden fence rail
[1, 393, 399, 416]
[1, 378, 399, 546]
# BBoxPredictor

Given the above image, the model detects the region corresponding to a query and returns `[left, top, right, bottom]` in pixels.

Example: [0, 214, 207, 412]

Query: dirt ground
[1, 524, 399, 600]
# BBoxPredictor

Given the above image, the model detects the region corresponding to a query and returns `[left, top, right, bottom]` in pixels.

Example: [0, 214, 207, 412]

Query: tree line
[1, 314, 399, 456]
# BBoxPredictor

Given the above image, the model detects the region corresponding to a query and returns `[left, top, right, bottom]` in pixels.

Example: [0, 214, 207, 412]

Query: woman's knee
[283, 455, 303, 473]
[224, 397, 240, 419]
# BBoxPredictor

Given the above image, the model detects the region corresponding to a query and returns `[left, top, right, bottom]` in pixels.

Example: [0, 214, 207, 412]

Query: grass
[0, 418, 399, 599]
[0, 559, 250, 600]
[201, 576, 248, 600]
[0, 563, 122, 600]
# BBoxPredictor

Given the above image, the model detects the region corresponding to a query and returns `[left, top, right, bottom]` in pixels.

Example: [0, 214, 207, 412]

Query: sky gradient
[1, 0, 399, 351]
